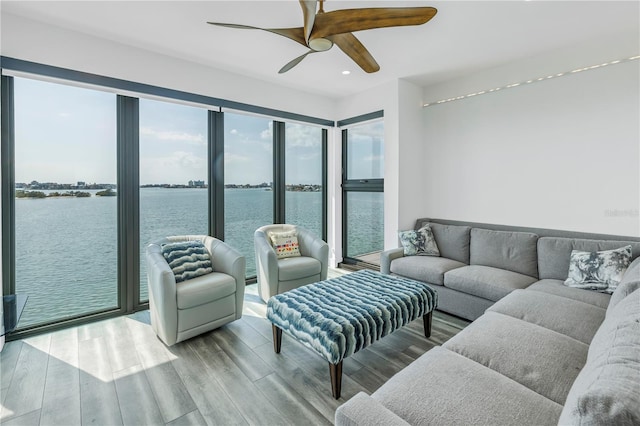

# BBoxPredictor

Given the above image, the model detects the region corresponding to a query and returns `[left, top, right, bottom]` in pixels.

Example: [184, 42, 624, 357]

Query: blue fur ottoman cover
[266, 270, 438, 364]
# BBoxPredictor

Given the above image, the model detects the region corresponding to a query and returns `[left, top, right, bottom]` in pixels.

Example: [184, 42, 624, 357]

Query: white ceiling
[1, 1, 639, 99]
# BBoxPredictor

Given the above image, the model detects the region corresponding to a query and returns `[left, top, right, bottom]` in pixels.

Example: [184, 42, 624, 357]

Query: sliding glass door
[224, 112, 274, 278]
[342, 119, 384, 266]
[13, 77, 118, 327]
[138, 99, 208, 302]
[285, 123, 324, 239]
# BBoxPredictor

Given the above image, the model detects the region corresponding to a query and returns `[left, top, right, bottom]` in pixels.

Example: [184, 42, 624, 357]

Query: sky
[14, 76, 382, 186]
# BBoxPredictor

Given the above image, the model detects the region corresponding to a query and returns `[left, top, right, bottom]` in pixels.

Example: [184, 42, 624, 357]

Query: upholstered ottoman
[266, 269, 438, 399]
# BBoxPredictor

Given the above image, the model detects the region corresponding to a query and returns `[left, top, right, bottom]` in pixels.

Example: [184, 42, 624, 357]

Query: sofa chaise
[336, 219, 640, 425]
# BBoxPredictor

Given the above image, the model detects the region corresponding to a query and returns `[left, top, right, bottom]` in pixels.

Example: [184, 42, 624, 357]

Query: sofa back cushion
[537, 237, 640, 281]
[559, 289, 640, 425]
[469, 228, 538, 277]
[607, 256, 640, 316]
[415, 220, 471, 264]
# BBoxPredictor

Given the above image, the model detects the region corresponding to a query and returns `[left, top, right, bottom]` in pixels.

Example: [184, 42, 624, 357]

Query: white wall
[420, 59, 640, 236]
[396, 80, 426, 232]
[0, 13, 336, 120]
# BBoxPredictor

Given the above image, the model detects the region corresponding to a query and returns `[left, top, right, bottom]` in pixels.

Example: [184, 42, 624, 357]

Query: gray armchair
[146, 235, 246, 346]
[254, 224, 329, 303]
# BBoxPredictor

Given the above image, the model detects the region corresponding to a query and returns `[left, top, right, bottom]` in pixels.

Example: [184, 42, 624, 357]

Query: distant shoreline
[15, 185, 320, 198]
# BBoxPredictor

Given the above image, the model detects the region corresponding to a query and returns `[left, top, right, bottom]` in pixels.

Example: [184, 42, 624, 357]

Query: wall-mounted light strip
[423, 55, 640, 107]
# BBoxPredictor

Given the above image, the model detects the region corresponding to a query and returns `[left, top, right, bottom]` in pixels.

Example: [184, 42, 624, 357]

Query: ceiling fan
[207, 1, 437, 74]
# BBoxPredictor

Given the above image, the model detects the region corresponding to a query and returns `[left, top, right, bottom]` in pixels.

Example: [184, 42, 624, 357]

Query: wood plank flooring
[0, 270, 468, 425]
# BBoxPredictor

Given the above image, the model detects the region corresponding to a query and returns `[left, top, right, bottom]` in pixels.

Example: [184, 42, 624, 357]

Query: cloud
[260, 128, 272, 140]
[140, 127, 205, 145]
[230, 129, 238, 135]
[285, 123, 323, 148]
[297, 153, 320, 161]
[140, 151, 206, 184]
[170, 151, 205, 168]
[224, 153, 251, 165]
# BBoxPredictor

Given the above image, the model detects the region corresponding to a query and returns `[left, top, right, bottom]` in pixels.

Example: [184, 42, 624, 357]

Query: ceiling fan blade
[207, 22, 307, 47]
[279, 50, 315, 74]
[328, 33, 380, 73]
[311, 7, 437, 39]
[299, 1, 317, 43]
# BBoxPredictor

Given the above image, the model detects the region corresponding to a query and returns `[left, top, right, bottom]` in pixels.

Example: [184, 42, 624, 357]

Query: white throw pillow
[268, 231, 301, 259]
[564, 245, 632, 294]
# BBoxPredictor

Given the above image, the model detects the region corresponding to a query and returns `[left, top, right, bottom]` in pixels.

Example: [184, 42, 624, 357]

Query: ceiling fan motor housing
[309, 37, 333, 51]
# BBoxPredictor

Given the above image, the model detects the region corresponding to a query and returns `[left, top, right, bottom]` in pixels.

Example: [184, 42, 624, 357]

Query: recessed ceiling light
[342, 70, 351, 75]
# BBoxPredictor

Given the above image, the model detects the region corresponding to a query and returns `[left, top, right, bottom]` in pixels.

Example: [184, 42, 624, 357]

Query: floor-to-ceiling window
[223, 112, 274, 278]
[13, 77, 118, 327]
[1, 59, 331, 336]
[285, 123, 323, 239]
[138, 99, 209, 301]
[342, 117, 384, 266]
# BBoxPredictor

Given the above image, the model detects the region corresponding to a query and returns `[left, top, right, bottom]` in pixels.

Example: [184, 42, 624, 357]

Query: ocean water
[14, 188, 382, 328]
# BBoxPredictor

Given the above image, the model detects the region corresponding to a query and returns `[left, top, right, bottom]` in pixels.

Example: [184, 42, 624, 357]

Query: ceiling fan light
[309, 38, 333, 52]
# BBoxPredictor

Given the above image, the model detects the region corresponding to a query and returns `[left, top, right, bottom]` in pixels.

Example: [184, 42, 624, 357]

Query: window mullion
[273, 121, 286, 224]
[117, 95, 140, 313]
[209, 110, 225, 240]
[1, 75, 16, 296]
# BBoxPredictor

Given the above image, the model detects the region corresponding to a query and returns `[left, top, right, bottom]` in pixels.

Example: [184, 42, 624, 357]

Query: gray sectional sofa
[336, 218, 640, 425]
[381, 218, 640, 321]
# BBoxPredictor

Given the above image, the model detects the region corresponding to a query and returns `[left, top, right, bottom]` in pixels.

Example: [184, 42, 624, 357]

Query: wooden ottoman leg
[329, 361, 343, 400]
[423, 311, 433, 338]
[272, 324, 282, 353]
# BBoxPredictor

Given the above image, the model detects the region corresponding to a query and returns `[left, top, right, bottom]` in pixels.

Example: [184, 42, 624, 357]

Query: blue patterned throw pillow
[398, 224, 440, 257]
[564, 245, 632, 294]
[161, 240, 213, 283]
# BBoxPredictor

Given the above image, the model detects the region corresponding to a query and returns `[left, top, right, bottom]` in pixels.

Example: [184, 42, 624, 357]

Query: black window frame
[0, 58, 331, 339]
[339, 111, 385, 267]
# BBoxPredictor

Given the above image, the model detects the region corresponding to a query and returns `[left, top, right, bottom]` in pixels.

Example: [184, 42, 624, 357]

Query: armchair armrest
[380, 248, 405, 274]
[207, 237, 245, 284]
[145, 244, 179, 345]
[254, 230, 279, 300]
[335, 392, 410, 426]
[206, 237, 246, 320]
[298, 227, 329, 280]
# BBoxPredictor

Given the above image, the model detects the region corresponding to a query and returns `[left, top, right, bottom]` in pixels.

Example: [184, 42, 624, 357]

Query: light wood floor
[0, 270, 468, 426]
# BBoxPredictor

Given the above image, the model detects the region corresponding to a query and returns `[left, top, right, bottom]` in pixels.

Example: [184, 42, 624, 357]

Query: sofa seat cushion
[371, 346, 563, 426]
[443, 312, 588, 405]
[487, 290, 606, 344]
[444, 265, 537, 302]
[176, 272, 236, 309]
[526, 279, 610, 309]
[335, 393, 410, 426]
[559, 289, 640, 425]
[390, 256, 466, 285]
[278, 256, 321, 281]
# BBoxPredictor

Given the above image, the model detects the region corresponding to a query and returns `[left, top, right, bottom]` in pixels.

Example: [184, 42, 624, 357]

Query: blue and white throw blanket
[267, 270, 438, 364]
